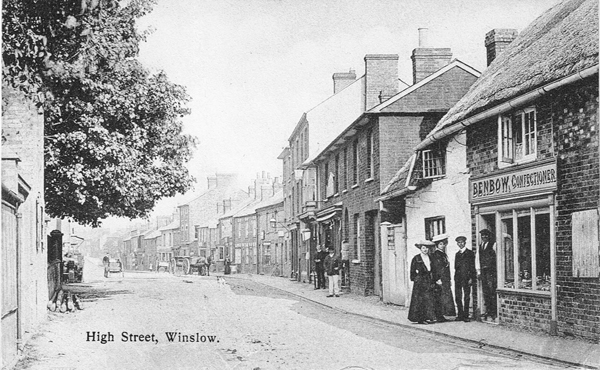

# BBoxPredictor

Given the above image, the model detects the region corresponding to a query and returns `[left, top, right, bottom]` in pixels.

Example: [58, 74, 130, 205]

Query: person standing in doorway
[324, 247, 341, 297]
[431, 234, 456, 322]
[408, 240, 437, 324]
[478, 229, 497, 320]
[454, 236, 476, 322]
[314, 245, 327, 290]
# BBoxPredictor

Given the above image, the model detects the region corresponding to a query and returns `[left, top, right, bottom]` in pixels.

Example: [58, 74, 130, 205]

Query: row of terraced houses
[274, 0, 597, 341]
[117, 0, 597, 341]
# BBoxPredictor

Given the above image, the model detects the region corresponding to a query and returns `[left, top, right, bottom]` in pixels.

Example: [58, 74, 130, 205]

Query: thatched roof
[427, 0, 598, 139]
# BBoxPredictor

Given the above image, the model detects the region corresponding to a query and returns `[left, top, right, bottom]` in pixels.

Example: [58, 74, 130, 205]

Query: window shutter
[572, 209, 600, 277]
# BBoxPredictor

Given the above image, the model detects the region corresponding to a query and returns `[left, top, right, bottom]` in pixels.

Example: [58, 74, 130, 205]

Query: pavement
[220, 272, 600, 369]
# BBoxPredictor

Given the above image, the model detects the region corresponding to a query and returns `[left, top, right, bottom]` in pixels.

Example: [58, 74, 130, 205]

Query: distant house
[384, 0, 598, 340]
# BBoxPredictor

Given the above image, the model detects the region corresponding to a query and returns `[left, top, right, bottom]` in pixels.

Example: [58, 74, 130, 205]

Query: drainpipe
[16, 212, 22, 352]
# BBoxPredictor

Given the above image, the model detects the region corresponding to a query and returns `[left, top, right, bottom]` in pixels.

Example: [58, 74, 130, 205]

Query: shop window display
[500, 208, 551, 291]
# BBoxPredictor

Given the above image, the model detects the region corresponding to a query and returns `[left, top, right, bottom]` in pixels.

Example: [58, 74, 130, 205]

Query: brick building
[1, 87, 47, 365]
[404, 0, 598, 340]
[255, 191, 285, 276]
[176, 173, 248, 259]
[308, 46, 479, 296]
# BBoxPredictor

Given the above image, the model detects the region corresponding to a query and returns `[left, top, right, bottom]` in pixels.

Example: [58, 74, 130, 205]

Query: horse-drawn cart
[170, 256, 209, 276]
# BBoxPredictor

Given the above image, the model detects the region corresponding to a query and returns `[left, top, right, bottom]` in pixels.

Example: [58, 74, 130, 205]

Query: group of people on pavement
[408, 229, 497, 325]
[314, 245, 342, 297]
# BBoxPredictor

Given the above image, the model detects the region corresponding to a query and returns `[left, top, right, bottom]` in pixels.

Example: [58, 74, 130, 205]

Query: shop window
[499, 108, 537, 165]
[425, 216, 446, 241]
[218, 246, 224, 260]
[422, 148, 445, 179]
[264, 244, 271, 265]
[500, 208, 551, 291]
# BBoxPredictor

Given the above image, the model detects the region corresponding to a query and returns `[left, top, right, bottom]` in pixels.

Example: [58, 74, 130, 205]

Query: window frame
[366, 129, 374, 180]
[498, 107, 537, 167]
[422, 147, 446, 179]
[352, 139, 359, 186]
[425, 216, 446, 241]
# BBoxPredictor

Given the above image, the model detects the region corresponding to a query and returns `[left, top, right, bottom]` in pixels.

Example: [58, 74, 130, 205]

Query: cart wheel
[182, 258, 190, 275]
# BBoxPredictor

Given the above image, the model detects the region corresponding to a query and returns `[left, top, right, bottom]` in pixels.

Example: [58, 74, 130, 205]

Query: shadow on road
[62, 284, 133, 302]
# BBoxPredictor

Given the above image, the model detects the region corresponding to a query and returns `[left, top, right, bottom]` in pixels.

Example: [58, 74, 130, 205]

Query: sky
[100, 0, 559, 229]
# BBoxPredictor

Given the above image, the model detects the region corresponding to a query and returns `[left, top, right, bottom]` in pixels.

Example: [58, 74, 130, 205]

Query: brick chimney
[216, 203, 223, 214]
[260, 185, 273, 201]
[248, 185, 256, 200]
[332, 69, 357, 94]
[411, 28, 452, 84]
[485, 29, 518, 66]
[272, 177, 283, 194]
[364, 54, 399, 110]
[207, 176, 217, 189]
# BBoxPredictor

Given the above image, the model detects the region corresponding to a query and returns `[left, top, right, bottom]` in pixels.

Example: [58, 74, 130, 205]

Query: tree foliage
[3, 0, 196, 226]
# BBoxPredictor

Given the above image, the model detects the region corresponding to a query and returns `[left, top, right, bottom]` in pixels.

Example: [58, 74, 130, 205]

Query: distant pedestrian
[454, 236, 476, 322]
[102, 254, 110, 278]
[314, 245, 327, 289]
[431, 234, 456, 322]
[408, 240, 436, 324]
[323, 247, 341, 297]
[224, 257, 231, 275]
[478, 229, 497, 320]
[206, 254, 213, 276]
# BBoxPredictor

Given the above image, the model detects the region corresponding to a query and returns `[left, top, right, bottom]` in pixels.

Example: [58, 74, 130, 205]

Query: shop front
[470, 159, 558, 332]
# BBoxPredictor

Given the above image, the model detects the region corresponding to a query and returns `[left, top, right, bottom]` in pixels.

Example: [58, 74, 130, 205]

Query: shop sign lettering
[470, 162, 557, 203]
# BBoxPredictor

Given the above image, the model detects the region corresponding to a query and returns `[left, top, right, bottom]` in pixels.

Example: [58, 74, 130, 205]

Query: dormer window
[422, 147, 445, 179]
[499, 107, 537, 165]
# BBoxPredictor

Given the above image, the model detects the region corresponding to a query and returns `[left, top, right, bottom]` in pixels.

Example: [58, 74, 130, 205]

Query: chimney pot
[411, 28, 452, 84]
[418, 28, 429, 48]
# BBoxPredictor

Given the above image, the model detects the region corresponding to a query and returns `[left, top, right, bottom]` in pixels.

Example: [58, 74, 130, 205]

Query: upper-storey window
[352, 139, 359, 185]
[366, 129, 374, 179]
[422, 147, 445, 179]
[499, 107, 537, 165]
[334, 154, 340, 194]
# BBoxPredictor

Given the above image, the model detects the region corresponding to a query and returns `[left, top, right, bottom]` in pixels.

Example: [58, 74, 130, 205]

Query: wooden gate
[381, 221, 408, 305]
[2, 202, 19, 364]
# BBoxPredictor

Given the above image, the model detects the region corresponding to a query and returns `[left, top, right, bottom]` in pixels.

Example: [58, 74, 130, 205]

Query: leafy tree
[2, 0, 196, 226]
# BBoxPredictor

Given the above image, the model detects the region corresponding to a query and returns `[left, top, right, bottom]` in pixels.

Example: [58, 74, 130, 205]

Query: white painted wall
[405, 132, 472, 282]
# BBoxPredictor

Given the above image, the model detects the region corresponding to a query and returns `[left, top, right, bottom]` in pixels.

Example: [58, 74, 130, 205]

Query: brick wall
[466, 77, 599, 341]
[499, 292, 552, 332]
[382, 67, 478, 113]
[553, 79, 599, 341]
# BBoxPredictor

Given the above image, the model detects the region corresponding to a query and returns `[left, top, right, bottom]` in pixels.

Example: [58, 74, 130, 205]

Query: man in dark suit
[454, 236, 476, 322]
[314, 245, 328, 289]
[478, 229, 497, 320]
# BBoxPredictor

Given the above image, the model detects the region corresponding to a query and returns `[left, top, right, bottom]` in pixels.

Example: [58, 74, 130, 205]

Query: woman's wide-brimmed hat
[415, 240, 435, 248]
[432, 233, 449, 243]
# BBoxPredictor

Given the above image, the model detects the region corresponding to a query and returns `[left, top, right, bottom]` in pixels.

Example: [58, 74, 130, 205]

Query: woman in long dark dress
[408, 240, 437, 324]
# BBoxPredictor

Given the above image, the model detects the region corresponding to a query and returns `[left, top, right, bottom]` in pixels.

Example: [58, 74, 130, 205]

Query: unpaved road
[14, 259, 564, 370]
